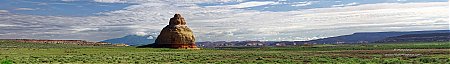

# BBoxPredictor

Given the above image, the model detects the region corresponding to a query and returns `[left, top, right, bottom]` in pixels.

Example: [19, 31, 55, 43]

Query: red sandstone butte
[152, 14, 198, 49]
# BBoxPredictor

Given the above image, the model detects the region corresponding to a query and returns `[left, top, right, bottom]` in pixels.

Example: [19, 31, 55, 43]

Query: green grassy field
[1, 41, 450, 63]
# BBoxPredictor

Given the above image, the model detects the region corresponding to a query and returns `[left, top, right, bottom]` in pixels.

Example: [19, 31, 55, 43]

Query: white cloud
[14, 8, 35, 11]
[332, 2, 359, 7]
[206, 1, 277, 8]
[94, 0, 126, 3]
[0, 10, 8, 13]
[61, 0, 78, 2]
[69, 27, 100, 33]
[134, 32, 148, 36]
[397, 0, 407, 1]
[0, 1, 447, 41]
[346, 2, 359, 6]
[291, 2, 312, 7]
[0, 24, 17, 27]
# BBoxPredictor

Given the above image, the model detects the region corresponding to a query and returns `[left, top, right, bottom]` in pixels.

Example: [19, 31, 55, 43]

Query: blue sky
[0, 0, 448, 41]
[0, 0, 131, 16]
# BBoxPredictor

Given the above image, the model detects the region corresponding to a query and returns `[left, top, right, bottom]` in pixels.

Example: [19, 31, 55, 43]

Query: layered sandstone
[150, 14, 198, 49]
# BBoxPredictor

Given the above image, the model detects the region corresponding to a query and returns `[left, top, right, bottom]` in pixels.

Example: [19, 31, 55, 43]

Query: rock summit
[142, 14, 198, 49]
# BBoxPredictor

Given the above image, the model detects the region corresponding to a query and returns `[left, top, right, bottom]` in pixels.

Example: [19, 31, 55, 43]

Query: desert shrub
[382, 58, 407, 64]
[1, 60, 13, 64]
[416, 57, 450, 63]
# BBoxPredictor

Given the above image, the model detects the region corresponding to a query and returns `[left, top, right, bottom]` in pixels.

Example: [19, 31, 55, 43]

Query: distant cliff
[304, 30, 450, 44]
[101, 35, 155, 46]
[375, 33, 450, 43]
[196, 30, 450, 47]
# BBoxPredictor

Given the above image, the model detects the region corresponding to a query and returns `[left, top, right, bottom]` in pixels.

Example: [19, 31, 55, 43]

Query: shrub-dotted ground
[1, 41, 450, 63]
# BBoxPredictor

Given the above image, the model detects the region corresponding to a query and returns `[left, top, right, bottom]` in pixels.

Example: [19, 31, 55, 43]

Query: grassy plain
[1, 41, 450, 63]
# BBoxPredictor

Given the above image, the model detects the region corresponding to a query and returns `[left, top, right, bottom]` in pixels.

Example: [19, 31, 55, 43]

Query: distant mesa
[101, 35, 155, 46]
[305, 30, 450, 44]
[195, 30, 450, 48]
[375, 33, 450, 43]
[139, 14, 198, 49]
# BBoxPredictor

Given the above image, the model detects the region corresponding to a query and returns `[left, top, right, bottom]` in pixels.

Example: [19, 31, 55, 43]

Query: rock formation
[143, 14, 198, 49]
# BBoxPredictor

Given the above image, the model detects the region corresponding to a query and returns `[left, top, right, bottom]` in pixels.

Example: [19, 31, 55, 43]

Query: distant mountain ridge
[103, 30, 449, 47]
[305, 30, 450, 44]
[101, 35, 155, 46]
[376, 33, 450, 43]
